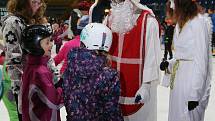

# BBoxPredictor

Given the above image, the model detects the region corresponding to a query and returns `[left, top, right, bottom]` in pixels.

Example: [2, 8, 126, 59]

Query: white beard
[109, 0, 136, 34]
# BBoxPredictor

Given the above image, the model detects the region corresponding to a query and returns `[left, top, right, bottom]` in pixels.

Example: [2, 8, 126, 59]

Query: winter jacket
[54, 36, 80, 74]
[1, 14, 27, 93]
[63, 48, 124, 121]
[164, 24, 175, 44]
[22, 55, 63, 121]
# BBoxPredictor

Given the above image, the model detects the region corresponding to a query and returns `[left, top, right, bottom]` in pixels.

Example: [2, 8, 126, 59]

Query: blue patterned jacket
[63, 47, 124, 121]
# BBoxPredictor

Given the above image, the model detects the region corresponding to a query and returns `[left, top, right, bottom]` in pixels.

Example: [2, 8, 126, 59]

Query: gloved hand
[134, 83, 150, 104]
[188, 101, 199, 111]
[53, 69, 61, 82]
[160, 59, 169, 71]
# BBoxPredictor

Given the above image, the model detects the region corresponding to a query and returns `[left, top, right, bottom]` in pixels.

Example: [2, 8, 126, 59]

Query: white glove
[47, 58, 60, 83]
[160, 58, 176, 87]
[134, 83, 151, 104]
[168, 58, 176, 70]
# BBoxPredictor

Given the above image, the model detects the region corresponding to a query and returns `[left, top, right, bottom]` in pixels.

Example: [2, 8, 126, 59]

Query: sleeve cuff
[142, 67, 159, 83]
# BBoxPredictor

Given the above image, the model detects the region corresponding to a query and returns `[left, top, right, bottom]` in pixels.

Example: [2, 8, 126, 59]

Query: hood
[65, 47, 107, 78]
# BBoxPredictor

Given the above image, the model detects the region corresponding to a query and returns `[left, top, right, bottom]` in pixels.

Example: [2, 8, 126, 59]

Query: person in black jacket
[163, 1, 175, 60]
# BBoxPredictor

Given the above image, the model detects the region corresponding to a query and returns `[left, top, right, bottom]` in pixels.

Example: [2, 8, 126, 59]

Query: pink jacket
[22, 55, 63, 121]
[54, 36, 80, 74]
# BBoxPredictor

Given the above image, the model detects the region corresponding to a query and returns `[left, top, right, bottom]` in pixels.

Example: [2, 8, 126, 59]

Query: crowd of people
[0, 0, 214, 121]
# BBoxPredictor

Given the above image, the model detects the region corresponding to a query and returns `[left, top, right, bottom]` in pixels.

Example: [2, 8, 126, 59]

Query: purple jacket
[22, 55, 63, 121]
[63, 48, 124, 121]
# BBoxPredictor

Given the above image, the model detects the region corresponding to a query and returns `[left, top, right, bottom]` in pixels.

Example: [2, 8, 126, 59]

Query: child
[163, 1, 175, 60]
[63, 23, 124, 121]
[54, 14, 89, 75]
[21, 25, 63, 121]
[53, 2, 91, 87]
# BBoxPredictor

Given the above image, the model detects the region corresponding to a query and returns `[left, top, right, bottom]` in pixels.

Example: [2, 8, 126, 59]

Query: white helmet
[80, 23, 112, 52]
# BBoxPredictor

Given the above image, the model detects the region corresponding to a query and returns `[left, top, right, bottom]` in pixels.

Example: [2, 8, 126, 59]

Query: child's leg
[2, 81, 19, 121]
[2, 64, 20, 121]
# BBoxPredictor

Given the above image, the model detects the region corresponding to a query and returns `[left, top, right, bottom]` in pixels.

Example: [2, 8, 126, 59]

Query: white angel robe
[168, 14, 212, 121]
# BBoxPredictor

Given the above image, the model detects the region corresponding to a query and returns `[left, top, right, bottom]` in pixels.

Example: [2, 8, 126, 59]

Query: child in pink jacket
[54, 15, 89, 75]
[21, 25, 63, 121]
[54, 36, 80, 74]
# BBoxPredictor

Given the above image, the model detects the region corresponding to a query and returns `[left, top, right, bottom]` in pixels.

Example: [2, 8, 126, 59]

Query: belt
[170, 59, 193, 90]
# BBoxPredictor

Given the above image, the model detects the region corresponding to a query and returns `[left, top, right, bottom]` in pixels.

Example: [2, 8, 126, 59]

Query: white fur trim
[119, 96, 136, 105]
[111, 55, 143, 64]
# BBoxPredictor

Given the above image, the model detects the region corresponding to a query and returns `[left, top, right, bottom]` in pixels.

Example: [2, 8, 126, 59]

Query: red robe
[109, 10, 149, 116]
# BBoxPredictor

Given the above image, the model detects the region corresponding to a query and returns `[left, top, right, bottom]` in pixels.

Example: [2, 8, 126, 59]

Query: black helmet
[22, 25, 52, 56]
